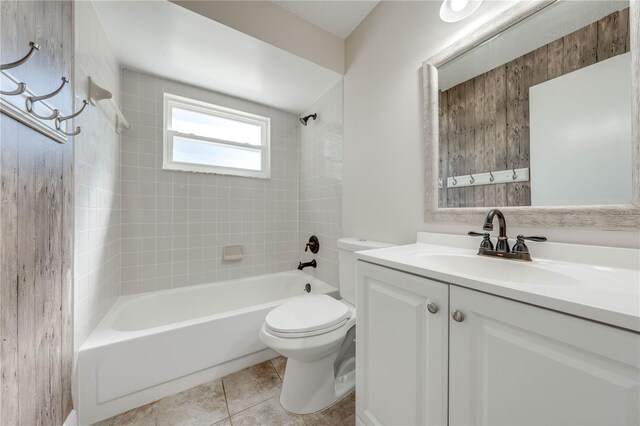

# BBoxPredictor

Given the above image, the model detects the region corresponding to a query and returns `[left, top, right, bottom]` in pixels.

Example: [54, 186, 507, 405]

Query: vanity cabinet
[449, 286, 640, 426]
[356, 262, 640, 426]
[356, 262, 449, 426]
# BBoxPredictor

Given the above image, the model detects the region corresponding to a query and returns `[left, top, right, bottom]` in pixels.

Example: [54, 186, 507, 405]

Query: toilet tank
[337, 238, 393, 305]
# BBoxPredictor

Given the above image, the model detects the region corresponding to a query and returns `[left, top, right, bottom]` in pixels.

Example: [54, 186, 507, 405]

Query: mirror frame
[423, 0, 639, 230]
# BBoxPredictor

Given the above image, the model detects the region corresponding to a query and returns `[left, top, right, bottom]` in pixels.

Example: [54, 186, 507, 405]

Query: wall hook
[469, 173, 475, 184]
[512, 165, 518, 180]
[25, 76, 69, 120]
[489, 169, 495, 182]
[55, 99, 88, 127]
[0, 80, 27, 96]
[58, 126, 81, 137]
[1, 41, 39, 71]
[452, 175, 457, 186]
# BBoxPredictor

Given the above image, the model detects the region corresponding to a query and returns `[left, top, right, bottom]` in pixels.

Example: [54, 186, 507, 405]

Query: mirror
[423, 0, 639, 229]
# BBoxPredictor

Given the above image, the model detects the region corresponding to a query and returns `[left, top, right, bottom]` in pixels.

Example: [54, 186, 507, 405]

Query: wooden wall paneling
[0, 1, 74, 424]
[481, 71, 496, 208]
[505, 55, 525, 206]
[61, 124, 74, 419]
[492, 65, 507, 206]
[0, 0, 19, 424]
[462, 79, 475, 207]
[0, 115, 19, 426]
[439, 91, 448, 208]
[473, 73, 486, 207]
[626, 6, 632, 52]
[563, 22, 597, 74]
[17, 122, 38, 426]
[547, 38, 564, 80]
[60, 0, 74, 416]
[447, 84, 462, 207]
[37, 135, 64, 425]
[597, 8, 630, 61]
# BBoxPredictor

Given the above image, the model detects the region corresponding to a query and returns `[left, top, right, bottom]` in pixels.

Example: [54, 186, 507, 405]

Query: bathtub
[76, 271, 338, 424]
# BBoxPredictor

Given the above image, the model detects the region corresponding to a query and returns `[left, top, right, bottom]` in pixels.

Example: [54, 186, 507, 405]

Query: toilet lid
[265, 295, 350, 335]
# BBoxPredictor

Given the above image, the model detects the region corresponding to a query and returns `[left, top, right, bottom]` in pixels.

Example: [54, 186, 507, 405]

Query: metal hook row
[448, 164, 529, 187]
[2, 41, 88, 136]
[1, 41, 39, 95]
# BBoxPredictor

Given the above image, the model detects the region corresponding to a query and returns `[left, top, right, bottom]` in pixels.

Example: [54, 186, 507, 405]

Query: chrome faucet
[468, 209, 547, 261]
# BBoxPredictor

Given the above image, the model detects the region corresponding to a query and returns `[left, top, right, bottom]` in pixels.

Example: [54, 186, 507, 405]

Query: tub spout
[297, 259, 317, 270]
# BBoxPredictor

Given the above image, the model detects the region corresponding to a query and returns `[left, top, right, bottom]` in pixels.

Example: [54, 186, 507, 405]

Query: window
[163, 93, 270, 178]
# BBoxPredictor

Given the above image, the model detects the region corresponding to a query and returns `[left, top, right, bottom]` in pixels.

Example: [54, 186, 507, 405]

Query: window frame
[163, 93, 271, 178]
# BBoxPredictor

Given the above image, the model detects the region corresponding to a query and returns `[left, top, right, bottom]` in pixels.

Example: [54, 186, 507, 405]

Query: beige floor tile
[213, 418, 232, 426]
[302, 391, 356, 426]
[230, 396, 305, 426]
[154, 379, 229, 426]
[271, 356, 287, 380]
[92, 401, 156, 426]
[223, 361, 282, 415]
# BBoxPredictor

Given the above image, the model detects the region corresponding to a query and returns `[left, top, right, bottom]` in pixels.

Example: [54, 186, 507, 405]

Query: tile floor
[93, 357, 355, 426]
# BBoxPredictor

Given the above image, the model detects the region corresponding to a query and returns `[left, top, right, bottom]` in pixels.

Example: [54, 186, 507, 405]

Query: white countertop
[355, 232, 640, 332]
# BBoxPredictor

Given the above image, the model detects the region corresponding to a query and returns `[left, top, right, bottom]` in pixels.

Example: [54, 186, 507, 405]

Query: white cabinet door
[356, 261, 448, 426]
[449, 286, 640, 426]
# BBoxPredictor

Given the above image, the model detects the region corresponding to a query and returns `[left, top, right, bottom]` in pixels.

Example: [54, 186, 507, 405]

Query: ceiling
[93, 1, 342, 113]
[271, 0, 380, 39]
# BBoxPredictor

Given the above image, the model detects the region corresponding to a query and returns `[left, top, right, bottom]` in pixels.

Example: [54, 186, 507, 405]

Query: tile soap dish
[223, 245, 244, 261]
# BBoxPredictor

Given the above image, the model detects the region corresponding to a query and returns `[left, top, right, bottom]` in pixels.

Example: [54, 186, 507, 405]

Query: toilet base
[279, 355, 354, 414]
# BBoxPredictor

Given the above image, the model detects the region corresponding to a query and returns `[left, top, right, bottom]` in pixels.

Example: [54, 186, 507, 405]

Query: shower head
[299, 113, 317, 126]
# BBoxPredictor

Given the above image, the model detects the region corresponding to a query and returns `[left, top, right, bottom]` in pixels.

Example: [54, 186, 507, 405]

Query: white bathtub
[76, 271, 338, 424]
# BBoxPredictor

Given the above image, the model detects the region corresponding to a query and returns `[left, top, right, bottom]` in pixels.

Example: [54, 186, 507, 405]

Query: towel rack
[88, 77, 131, 134]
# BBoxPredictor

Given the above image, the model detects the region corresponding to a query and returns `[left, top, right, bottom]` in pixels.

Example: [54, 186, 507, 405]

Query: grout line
[270, 358, 284, 382]
[220, 378, 232, 422]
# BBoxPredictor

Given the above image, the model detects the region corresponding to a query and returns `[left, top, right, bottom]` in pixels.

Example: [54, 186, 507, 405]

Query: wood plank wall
[0, 1, 74, 425]
[439, 7, 631, 208]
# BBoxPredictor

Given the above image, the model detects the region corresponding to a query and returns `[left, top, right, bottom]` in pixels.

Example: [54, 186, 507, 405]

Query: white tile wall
[298, 82, 343, 288]
[74, 1, 121, 348]
[119, 69, 300, 294]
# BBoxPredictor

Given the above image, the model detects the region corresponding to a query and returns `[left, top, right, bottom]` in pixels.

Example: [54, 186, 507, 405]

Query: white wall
[119, 69, 299, 294]
[171, 0, 344, 74]
[343, 1, 640, 248]
[299, 82, 343, 288]
[74, 0, 121, 348]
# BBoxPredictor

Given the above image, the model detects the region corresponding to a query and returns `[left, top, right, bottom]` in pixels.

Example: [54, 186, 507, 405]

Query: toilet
[259, 237, 393, 414]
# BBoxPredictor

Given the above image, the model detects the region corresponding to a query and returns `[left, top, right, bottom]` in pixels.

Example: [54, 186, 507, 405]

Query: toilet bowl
[259, 238, 393, 414]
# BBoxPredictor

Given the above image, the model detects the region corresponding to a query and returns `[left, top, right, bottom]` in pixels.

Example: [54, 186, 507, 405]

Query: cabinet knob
[451, 310, 465, 322]
[427, 302, 439, 314]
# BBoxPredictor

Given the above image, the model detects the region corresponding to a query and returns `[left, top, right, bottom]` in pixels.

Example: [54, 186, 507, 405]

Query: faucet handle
[513, 235, 547, 256]
[468, 231, 488, 237]
[468, 231, 494, 251]
[517, 235, 547, 242]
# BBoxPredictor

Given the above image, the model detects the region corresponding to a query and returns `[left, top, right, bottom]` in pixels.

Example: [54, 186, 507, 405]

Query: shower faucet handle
[305, 235, 320, 254]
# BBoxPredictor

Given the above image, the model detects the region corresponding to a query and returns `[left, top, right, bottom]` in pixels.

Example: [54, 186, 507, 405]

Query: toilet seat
[265, 295, 351, 338]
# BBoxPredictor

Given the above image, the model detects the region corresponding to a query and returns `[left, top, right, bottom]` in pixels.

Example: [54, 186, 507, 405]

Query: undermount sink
[418, 253, 580, 286]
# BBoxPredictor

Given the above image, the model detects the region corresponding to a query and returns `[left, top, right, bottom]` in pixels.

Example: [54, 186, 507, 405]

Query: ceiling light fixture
[439, 0, 483, 23]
